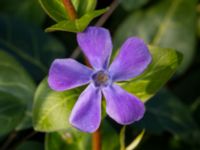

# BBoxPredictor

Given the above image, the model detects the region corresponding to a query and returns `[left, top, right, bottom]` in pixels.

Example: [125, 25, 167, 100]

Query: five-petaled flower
[48, 27, 152, 133]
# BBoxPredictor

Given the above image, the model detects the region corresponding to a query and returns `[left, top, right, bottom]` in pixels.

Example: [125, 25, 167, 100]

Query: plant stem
[70, 0, 120, 59]
[62, 0, 77, 20]
[95, 0, 119, 27]
[1, 131, 17, 150]
[92, 128, 101, 150]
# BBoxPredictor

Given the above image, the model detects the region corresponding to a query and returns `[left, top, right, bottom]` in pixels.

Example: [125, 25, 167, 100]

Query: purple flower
[48, 27, 152, 133]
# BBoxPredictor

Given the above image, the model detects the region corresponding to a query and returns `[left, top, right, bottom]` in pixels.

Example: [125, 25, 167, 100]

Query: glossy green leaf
[0, 0, 45, 25]
[114, 0, 197, 73]
[0, 51, 35, 135]
[0, 16, 65, 81]
[39, 0, 97, 22]
[120, 46, 182, 102]
[121, 0, 149, 11]
[16, 141, 44, 150]
[45, 129, 91, 150]
[33, 79, 82, 132]
[45, 8, 108, 33]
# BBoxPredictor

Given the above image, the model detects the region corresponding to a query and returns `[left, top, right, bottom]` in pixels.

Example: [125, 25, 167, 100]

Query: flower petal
[102, 84, 145, 125]
[109, 37, 152, 81]
[48, 58, 93, 91]
[69, 84, 102, 133]
[77, 27, 112, 70]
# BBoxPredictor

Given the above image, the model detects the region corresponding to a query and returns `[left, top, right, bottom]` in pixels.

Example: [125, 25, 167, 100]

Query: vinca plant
[0, 0, 199, 150]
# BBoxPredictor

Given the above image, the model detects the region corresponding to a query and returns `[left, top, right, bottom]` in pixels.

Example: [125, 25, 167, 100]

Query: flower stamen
[92, 70, 110, 87]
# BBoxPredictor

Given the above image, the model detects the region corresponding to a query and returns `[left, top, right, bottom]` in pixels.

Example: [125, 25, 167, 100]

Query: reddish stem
[62, 0, 77, 20]
[92, 128, 101, 150]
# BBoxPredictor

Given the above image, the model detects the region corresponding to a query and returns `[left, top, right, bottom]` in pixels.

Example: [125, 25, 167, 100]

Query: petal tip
[69, 117, 99, 133]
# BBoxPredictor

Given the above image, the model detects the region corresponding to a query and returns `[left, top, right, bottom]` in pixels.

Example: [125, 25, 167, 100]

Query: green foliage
[46, 8, 108, 32]
[172, 69, 200, 105]
[33, 79, 82, 132]
[0, 51, 35, 135]
[39, 0, 97, 21]
[45, 129, 91, 150]
[120, 46, 182, 102]
[0, 16, 65, 81]
[137, 89, 198, 136]
[114, 0, 197, 73]
[16, 141, 44, 150]
[121, 0, 149, 11]
[120, 127, 145, 150]
[45, 120, 119, 150]
[126, 130, 145, 150]
[39, 0, 106, 33]
[101, 120, 119, 150]
[0, 0, 45, 25]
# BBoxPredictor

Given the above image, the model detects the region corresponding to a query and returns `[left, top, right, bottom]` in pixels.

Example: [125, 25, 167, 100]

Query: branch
[1, 131, 17, 150]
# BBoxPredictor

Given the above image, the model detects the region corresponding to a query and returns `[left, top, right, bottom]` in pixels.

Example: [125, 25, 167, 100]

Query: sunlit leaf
[45, 8, 108, 33]
[120, 46, 182, 102]
[33, 79, 82, 132]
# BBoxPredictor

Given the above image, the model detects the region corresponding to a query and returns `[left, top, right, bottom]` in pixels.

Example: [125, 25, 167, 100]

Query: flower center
[92, 70, 110, 87]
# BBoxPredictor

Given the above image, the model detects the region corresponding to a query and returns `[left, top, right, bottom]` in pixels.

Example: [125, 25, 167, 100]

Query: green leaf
[126, 130, 145, 150]
[120, 46, 182, 102]
[0, 0, 45, 25]
[45, 129, 91, 150]
[45, 120, 118, 150]
[102, 120, 119, 150]
[0, 16, 65, 81]
[33, 79, 82, 132]
[114, 0, 197, 73]
[39, 0, 97, 22]
[172, 68, 200, 105]
[16, 141, 44, 150]
[120, 127, 145, 150]
[136, 89, 198, 136]
[73, 0, 97, 17]
[121, 0, 149, 11]
[0, 51, 35, 135]
[45, 8, 108, 33]
[33, 79, 107, 132]
[0, 92, 26, 136]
